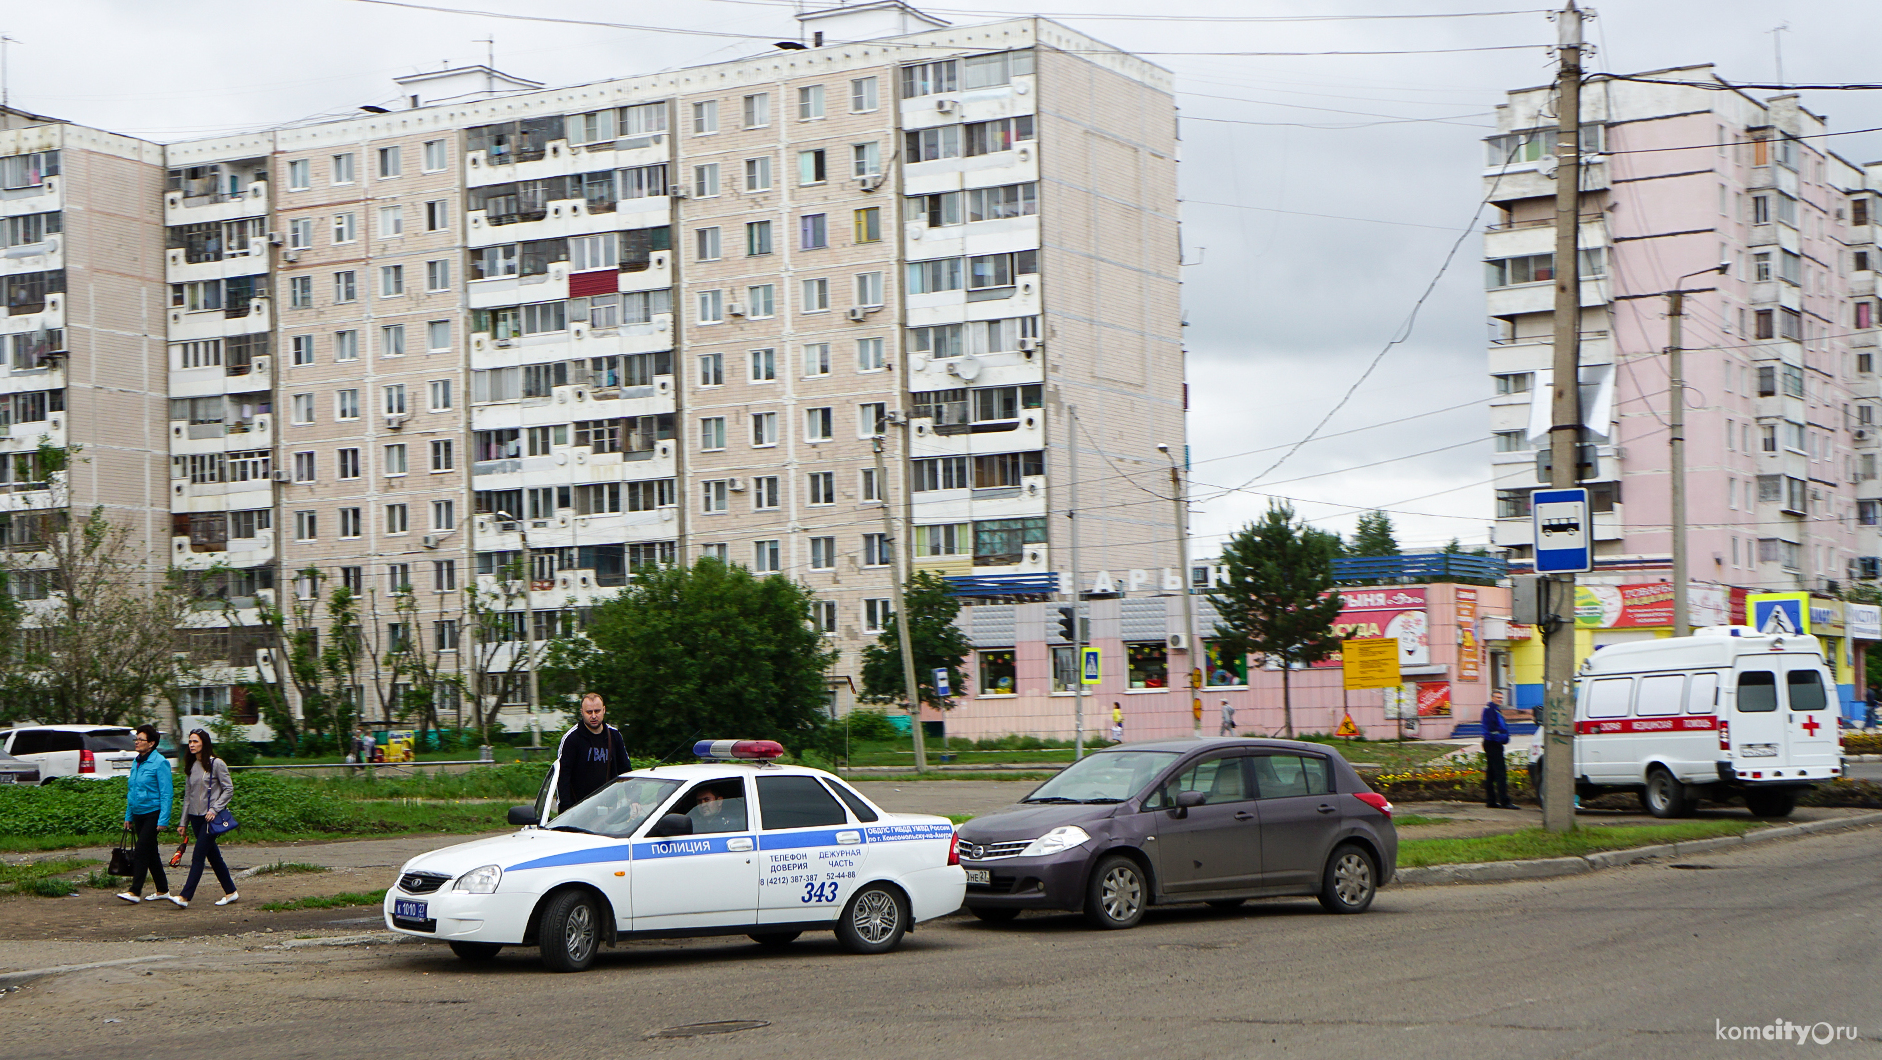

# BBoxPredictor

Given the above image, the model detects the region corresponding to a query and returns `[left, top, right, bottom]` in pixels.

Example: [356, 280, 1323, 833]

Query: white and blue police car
[383, 740, 966, 971]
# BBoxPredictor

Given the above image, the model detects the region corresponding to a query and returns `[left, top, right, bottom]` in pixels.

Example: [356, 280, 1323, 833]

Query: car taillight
[1353, 791, 1392, 818]
[947, 829, 960, 866]
[1718, 719, 1730, 753]
[78, 749, 95, 774]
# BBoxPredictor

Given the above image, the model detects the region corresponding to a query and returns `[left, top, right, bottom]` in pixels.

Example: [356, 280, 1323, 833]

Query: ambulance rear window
[1787, 670, 1828, 711]
[1737, 671, 1778, 712]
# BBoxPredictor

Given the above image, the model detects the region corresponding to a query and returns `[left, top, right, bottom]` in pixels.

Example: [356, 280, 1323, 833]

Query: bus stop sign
[1531, 487, 1590, 574]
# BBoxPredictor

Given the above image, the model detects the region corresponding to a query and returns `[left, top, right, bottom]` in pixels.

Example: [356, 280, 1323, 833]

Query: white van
[1530, 627, 1842, 818]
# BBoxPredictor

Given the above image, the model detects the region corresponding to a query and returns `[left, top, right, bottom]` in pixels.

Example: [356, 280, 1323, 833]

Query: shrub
[842, 709, 903, 743]
[1841, 732, 1882, 756]
[0, 772, 350, 838]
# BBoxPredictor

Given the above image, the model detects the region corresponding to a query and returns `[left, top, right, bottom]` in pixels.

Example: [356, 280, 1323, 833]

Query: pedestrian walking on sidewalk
[117, 724, 174, 904]
[1219, 700, 1236, 736]
[169, 729, 239, 908]
[1482, 692, 1516, 809]
[1866, 685, 1879, 730]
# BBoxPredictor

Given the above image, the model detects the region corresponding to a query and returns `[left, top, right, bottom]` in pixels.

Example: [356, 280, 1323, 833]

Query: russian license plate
[1740, 743, 1779, 758]
[393, 899, 428, 920]
[0, 774, 14, 784]
[111, 759, 131, 771]
[964, 869, 990, 885]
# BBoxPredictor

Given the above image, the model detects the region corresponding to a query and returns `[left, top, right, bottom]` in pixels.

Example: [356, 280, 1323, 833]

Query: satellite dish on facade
[950, 355, 983, 382]
[1537, 155, 1559, 180]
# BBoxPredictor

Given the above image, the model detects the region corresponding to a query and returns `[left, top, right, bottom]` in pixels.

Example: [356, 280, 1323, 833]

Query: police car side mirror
[507, 805, 539, 827]
[1171, 790, 1207, 818]
[647, 813, 695, 838]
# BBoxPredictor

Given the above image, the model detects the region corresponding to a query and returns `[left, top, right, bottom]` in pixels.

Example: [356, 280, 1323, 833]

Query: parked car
[0, 750, 40, 785]
[0, 725, 141, 783]
[956, 738, 1397, 929]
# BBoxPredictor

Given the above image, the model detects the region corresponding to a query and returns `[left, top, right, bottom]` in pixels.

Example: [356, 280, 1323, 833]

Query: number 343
[801, 881, 841, 904]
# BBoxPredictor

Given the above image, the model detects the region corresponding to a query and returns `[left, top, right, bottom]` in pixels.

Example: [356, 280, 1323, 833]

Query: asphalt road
[1844, 759, 1882, 782]
[5, 825, 1881, 1059]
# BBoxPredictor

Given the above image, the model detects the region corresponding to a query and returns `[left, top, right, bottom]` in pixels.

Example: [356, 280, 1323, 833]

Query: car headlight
[453, 865, 502, 894]
[1019, 825, 1091, 858]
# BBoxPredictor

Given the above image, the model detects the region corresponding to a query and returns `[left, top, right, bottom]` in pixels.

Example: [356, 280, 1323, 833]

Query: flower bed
[1840, 732, 1882, 756]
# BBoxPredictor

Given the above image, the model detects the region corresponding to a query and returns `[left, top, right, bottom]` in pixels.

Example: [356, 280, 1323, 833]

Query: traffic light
[1056, 606, 1076, 642]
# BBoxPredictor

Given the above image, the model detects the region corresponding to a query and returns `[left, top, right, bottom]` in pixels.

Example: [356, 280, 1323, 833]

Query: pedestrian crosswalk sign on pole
[1081, 647, 1101, 685]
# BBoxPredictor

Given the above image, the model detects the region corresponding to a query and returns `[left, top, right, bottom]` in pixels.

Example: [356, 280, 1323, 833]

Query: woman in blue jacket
[117, 724, 174, 903]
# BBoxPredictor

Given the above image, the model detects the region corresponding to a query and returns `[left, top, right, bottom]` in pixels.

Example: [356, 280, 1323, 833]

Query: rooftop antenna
[476, 36, 494, 70]
[1768, 23, 1789, 87]
[0, 34, 16, 112]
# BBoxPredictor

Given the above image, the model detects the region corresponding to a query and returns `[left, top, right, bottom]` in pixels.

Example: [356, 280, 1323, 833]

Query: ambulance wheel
[1643, 768, 1691, 819]
[538, 890, 600, 972]
[449, 941, 502, 962]
[836, 884, 907, 954]
[1745, 790, 1796, 818]
[748, 931, 801, 947]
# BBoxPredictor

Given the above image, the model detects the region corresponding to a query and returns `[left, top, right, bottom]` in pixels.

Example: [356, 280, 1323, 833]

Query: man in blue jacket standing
[118, 724, 175, 903]
[1482, 691, 1515, 809]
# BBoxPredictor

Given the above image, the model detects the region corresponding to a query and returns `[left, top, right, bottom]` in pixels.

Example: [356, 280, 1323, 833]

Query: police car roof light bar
[693, 739, 786, 761]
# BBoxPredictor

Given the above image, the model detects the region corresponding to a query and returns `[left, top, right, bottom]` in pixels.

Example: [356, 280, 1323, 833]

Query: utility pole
[495, 512, 540, 748]
[1541, 0, 1586, 834]
[873, 434, 926, 772]
[1068, 405, 1085, 759]
[1161, 444, 1202, 739]
[1665, 264, 1729, 638]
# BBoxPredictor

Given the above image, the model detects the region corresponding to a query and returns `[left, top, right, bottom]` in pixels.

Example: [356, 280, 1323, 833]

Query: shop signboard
[1341, 638, 1401, 690]
[1312, 588, 1428, 669]
[1456, 587, 1480, 682]
[1415, 681, 1452, 718]
[1847, 604, 1881, 641]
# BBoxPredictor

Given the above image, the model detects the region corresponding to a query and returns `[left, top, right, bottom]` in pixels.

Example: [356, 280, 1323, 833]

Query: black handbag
[107, 825, 135, 877]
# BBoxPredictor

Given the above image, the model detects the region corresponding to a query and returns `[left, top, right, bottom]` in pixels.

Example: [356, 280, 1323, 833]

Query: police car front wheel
[538, 890, 602, 972]
[835, 884, 907, 954]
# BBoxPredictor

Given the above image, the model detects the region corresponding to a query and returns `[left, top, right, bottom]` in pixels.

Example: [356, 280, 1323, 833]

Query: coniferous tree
[1209, 502, 1344, 737]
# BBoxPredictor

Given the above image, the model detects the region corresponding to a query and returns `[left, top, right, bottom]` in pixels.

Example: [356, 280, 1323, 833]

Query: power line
[1190, 396, 1491, 466]
[1180, 198, 1468, 231]
[1182, 112, 1492, 131]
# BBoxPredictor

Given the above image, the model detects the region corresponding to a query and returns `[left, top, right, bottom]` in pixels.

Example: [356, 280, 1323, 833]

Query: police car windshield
[1023, 750, 1180, 803]
[549, 777, 682, 838]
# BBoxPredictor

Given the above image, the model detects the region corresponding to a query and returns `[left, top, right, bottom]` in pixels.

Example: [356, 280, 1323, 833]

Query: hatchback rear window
[1737, 671, 1778, 712]
[1786, 670, 1828, 711]
[83, 731, 136, 752]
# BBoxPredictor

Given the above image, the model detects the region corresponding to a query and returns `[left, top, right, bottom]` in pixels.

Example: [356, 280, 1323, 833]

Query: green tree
[567, 557, 835, 758]
[1345, 510, 1398, 557]
[860, 570, 972, 712]
[1209, 502, 1344, 737]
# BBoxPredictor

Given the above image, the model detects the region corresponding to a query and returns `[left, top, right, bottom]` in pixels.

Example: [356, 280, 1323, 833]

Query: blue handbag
[207, 808, 239, 836]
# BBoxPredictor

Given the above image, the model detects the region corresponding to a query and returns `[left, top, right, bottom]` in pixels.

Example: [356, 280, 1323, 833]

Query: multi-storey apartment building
[1486, 66, 1882, 712]
[0, 2, 1183, 736]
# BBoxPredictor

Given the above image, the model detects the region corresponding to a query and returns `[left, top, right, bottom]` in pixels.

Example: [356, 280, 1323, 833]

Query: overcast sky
[8, 0, 1882, 556]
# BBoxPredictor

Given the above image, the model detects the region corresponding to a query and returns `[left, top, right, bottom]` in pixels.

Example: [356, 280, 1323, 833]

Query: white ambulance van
[1529, 626, 1843, 818]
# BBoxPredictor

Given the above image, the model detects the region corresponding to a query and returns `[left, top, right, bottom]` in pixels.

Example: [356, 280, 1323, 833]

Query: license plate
[964, 869, 990, 885]
[1740, 744, 1778, 758]
[393, 899, 428, 920]
[0, 774, 13, 784]
[111, 760, 131, 771]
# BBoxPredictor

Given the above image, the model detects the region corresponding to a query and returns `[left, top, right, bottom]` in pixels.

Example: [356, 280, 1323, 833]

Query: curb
[268, 932, 415, 950]
[0, 955, 179, 989]
[1393, 810, 1882, 886]
[1848, 754, 1881, 762]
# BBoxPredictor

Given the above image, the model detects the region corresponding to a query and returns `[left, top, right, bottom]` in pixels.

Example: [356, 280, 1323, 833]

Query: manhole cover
[1670, 864, 1718, 871]
[645, 1021, 771, 1040]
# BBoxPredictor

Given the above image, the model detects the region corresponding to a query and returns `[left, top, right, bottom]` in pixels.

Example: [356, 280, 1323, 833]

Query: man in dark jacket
[556, 693, 629, 813]
[1482, 691, 1515, 809]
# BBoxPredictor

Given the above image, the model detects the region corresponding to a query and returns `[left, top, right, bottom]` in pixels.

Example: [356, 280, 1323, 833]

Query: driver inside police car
[684, 782, 745, 833]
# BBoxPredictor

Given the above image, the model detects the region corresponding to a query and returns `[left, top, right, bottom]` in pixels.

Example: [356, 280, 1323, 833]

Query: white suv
[0, 726, 141, 783]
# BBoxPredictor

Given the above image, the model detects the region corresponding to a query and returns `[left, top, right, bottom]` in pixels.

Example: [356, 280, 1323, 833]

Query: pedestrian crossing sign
[1747, 592, 1809, 634]
[1081, 647, 1101, 685]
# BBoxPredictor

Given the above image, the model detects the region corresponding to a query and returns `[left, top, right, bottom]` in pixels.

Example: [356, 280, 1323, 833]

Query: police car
[383, 740, 966, 971]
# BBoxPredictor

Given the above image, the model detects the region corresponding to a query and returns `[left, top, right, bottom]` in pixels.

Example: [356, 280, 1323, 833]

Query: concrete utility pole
[496, 513, 543, 749]
[1541, 0, 1587, 834]
[1667, 263, 1730, 638]
[873, 434, 926, 773]
[1161, 444, 1202, 739]
[1068, 404, 1085, 760]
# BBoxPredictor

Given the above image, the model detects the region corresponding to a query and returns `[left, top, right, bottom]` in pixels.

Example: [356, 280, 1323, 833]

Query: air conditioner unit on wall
[846, 307, 869, 323]
[727, 303, 745, 317]
[936, 99, 956, 112]
[1167, 632, 1188, 650]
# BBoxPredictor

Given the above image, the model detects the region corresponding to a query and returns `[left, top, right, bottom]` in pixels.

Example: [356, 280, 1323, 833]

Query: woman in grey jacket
[168, 729, 239, 908]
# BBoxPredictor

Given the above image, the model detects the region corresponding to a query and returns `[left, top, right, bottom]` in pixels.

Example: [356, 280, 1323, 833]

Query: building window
[701, 480, 729, 514]
[801, 277, 829, 312]
[378, 204, 403, 237]
[852, 142, 881, 178]
[979, 650, 1016, 696]
[334, 271, 357, 303]
[693, 163, 719, 198]
[388, 563, 411, 593]
[696, 226, 721, 261]
[850, 76, 878, 112]
[289, 276, 312, 308]
[864, 598, 894, 634]
[698, 289, 724, 324]
[426, 259, 450, 291]
[752, 411, 778, 447]
[386, 504, 408, 534]
[431, 439, 454, 471]
[915, 523, 969, 556]
[699, 352, 724, 386]
[432, 499, 455, 530]
[434, 559, 457, 592]
[808, 471, 835, 506]
[742, 93, 770, 129]
[1127, 642, 1169, 689]
[752, 539, 781, 573]
[809, 539, 837, 574]
[1493, 372, 1532, 395]
[861, 468, 883, 502]
[801, 213, 827, 250]
[339, 507, 362, 539]
[291, 394, 315, 425]
[744, 156, 772, 191]
[294, 510, 317, 540]
[691, 100, 718, 135]
[798, 149, 826, 186]
[855, 271, 884, 307]
[337, 448, 361, 480]
[380, 265, 404, 296]
[747, 284, 775, 318]
[700, 416, 726, 451]
[333, 213, 356, 243]
[384, 443, 407, 476]
[750, 347, 776, 382]
[798, 84, 825, 120]
[336, 389, 360, 420]
[753, 476, 780, 510]
[291, 335, 314, 365]
[857, 337, 885, 372]
[806, 407, 833, 441]
[331, 153, 355, 185]
[1493, 430, 1528, 452]
[863, 533, 892, 567]
[376, 146, 401, 178]
[287, 159, 310, 190]
[745, 220, 772, 256]
[854, 208, 881, 245]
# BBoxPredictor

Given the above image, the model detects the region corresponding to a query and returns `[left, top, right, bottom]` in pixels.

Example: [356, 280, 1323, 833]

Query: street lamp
[1158, 443, 1203, 738]
[1666, 261, 1730, 638]
[495, 511, 541, 748]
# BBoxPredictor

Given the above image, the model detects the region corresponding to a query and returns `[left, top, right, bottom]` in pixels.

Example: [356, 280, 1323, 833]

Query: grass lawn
[1397, 819, 1765, 868]
[260, 888, 388, 912]
[1392, 815, 1455, 827]
[0, 857, 98, 896]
